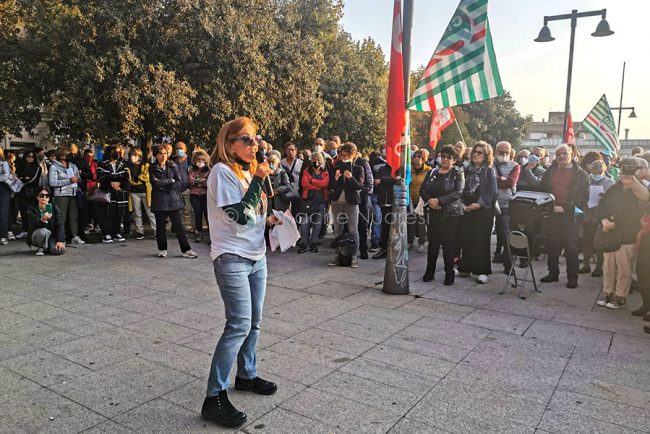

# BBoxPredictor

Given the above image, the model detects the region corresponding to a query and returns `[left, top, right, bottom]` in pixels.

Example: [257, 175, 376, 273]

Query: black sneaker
[309, 245, 318, 253]
[591, 269, 603, 278]
[114, 234, 126, 242]
[135, 232, 145, 240]
[540, 274, 559, 283]
[444, 274, 454, 286]
[201, 391, 246, 427]
[234, 376, 277, 395]
[422, 272, 435, 282]
[297, 245, 307, 253]
[372, 249, 387, 259]
[566, 277, 578, 289]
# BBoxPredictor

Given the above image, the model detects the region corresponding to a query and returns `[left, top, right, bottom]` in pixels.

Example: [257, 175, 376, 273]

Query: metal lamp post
[612, 61, 638, 136]
[383, 0, 414, 295]
[534, 9, 614, 140]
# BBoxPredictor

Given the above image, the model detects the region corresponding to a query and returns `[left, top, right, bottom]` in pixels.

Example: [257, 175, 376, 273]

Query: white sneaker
[416, 244, 425, 253]
[477, 274, 489, 284]
[7, 231, 15, 241]
[0, 238, 7, 245]
[325, 225, 334, 235]
[71, 236, 85, 245]
[35, 248, 45, 256]
[114, 234, 126, 242]
[158, 250, 167, 258]
[182, 250, 198, 259]
[102, 235, 113, 244]
[15, 232, 28, 239]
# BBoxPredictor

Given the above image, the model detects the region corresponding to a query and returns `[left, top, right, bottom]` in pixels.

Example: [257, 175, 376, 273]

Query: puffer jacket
[48, 160, 80, 197]
[149, 160, 184, 212]
[420, 165, 465, 218]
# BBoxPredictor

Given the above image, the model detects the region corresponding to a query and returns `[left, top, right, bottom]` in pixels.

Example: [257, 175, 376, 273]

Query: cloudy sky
[341, 0, 649, 139]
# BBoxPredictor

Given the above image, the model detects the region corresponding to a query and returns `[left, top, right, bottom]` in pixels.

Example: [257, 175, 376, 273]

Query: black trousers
[425, 210, 458, 277]
[357, 194, 370, 253]
[190, 194, 208, 232]
[547, 213, 579, 278]
[100, 205, 123, 237]
[154, 210, 191, 253]
[458, 208, 494, 275]
[16, 192, 34, 232]
[379, 205, 392, 250]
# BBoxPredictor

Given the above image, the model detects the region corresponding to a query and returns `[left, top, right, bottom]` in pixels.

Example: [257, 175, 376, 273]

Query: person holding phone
[26, 188, 66, 256]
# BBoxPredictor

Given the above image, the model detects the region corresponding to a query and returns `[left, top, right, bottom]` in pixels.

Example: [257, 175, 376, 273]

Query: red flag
[428, 108, 456, 149]
[385, 0, 405, 178]
[565, 111, 575, 145]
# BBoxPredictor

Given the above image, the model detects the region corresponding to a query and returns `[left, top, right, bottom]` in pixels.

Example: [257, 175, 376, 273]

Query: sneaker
[0, 238, 8, 245]
[182, 250, 198, 259]
[597, 293, 613, 307]
[7, 231, 15, 241]
[422, 272, 435, 282]
[328, 258, 339, 266]
[234, 376, 277, 395]
[325, 225, 334, 235]
[35, 248, 45, 256]
[93, 225, 102, 233]
[368, 245, 379, 253]
[477, 274, 489, 284]
[309, 245, 318, 253]
[195, 233, 203, 243]
[350, 260, 359, 268]
[297, 246, 307, 253]
[372, 249, 387, 259]
[566, 277, 578, 289]
[135, 232, 145, 240]
[540, 274, 559, 283]
[158, 250, 167, 258]
[360, 250, 368, 260]
[102, 235, 113, 244]
[591, 269, 603, 278]
[606, 295, 626, 309]
[444, 274, 454, 286]
[71, 236, 85, 245]
[577, 265, 591, 274]
[201, 391, 247, 428]
[15, 231, 27, 240]
[416, 244, 425, 253]
[114, 234, 126, 242]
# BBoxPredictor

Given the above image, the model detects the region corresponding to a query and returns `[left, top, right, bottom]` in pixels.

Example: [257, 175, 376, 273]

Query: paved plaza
[1, 237, 649, 433]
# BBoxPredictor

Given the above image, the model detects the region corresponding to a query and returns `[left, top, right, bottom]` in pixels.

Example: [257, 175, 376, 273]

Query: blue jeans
[369, 194, 381, 247]
[206, 254, 267, 396]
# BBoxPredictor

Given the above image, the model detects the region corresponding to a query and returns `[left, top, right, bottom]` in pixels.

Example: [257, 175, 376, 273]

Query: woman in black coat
[15, 150, 42, 238]
[97, 145, 130, 243]
[149, 145, 197, 259]
[27, 188, 66, 255]
[420, 144, 465, 285]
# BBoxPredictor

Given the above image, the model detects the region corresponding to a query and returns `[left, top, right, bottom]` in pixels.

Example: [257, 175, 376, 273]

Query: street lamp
[535, 9, 614, 140]
[613, 62, 638, 136]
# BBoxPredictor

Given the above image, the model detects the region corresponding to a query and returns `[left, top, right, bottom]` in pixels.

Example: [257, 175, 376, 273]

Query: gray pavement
[1, 237, 649, 433]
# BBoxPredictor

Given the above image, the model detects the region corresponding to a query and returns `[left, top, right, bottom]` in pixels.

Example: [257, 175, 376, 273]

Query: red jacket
[301, 168, 329, 201]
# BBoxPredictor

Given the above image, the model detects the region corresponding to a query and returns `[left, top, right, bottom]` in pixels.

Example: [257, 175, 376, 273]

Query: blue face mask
[328, 149, 337, 158]
[591, 174, 604, 182]
[177, 150, 185, 158]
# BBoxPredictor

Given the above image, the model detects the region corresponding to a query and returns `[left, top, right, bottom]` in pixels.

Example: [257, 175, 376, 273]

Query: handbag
[86, 187, 111, 204]
[593, 223, 622, 253]
[5, 173, 24, 194]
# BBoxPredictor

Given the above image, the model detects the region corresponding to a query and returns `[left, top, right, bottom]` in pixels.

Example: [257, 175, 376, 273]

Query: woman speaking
[202, 117, 279, 428]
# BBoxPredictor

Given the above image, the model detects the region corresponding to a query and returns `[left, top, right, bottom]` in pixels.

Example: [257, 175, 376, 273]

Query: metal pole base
[383, 185, 410, 294]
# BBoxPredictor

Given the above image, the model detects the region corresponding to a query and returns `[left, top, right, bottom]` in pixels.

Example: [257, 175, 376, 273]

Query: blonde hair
[130, 148, 143, 159]
[210, 117, 258, 179]
[192, 149, 209, 165]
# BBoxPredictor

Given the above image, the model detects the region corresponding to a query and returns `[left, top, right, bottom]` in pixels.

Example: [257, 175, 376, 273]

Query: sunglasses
[440, 154, 455, 160]
[38, 193, 49, 198]
[26, 154, 35, 158]
[231, 135, 262, 146]
[472, 150, 484, 155]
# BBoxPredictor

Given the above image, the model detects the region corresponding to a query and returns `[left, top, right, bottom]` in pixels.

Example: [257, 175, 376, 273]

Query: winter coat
[149, 160, 184, 212]
[188, 165, 210, 196]
[16, 161, 42, 198]
[97, 161, 129, 211]
[300, 168, 329, 203]
[329, 161, 365, 205]
[410, 163, 432, 204]
[26, 203, 65, 246]
[420, 165, 465, 218]
[48, 160, 80, 197]
[540, 162, 589, 217]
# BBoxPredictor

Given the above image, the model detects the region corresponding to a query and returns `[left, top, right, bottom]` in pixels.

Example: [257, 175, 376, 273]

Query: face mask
[591, 174, 604, 182]
[642, 179, 650, 188]
[311, 161, 321, 169]
[327, 149, 337, 158]
[110, 152, 119, 160]
[313, 146, 322, 153]
[177, 150, 185, 158]
[518, 158, 528, 166]
[340, 159, 352, 164]
[196, 161, 205, 168]
[497, 155, 509, 163]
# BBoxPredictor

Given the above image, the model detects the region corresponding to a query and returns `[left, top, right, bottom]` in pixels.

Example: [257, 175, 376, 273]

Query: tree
[461, 92, 530, 148]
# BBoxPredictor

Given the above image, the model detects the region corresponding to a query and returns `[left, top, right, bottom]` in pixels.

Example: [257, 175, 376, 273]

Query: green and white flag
[581, 94, 620, 153]
[408, 0, 503, 111]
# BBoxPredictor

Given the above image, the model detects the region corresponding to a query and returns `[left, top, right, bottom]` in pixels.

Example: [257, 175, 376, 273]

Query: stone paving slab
[1, 238, 650, 433]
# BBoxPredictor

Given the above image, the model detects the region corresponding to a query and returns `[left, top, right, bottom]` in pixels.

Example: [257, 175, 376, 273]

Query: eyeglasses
[440, 154, 455, 160]
[472, 150, 484, 155]
[286, 148, 297, 152]
[38, 194, 49, 198]
[26, 155, 35, 159]
[231, 135, 261, 146]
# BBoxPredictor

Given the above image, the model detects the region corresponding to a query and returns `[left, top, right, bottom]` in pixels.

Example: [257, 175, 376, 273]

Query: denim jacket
[420, 166, 465, 217]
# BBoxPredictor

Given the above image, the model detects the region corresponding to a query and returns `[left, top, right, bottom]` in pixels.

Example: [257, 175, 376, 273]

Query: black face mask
[110, 152, 119, 160]
[311, 161, 321, 169]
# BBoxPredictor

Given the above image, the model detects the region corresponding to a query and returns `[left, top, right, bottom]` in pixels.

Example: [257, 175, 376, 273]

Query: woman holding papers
[203, 117, 280, 428]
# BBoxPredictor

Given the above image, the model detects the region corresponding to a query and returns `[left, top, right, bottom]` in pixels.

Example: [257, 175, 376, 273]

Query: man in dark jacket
[539, 144, 589, 288]
[354, 152, 374, 259]
[371, 155, 395, 259]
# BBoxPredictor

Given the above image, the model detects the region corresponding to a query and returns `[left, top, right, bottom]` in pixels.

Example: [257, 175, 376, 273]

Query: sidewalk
[1, 239, 649, 433]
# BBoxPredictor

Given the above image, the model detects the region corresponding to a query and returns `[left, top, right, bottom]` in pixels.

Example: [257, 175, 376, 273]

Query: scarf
[464, 164, 487, 196]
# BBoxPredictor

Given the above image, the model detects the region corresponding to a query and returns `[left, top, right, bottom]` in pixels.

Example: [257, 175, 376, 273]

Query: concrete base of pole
[383, 185, 410, 294]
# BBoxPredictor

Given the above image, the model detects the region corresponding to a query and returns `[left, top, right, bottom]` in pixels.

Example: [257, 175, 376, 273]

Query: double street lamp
[535, 9, 614, 140]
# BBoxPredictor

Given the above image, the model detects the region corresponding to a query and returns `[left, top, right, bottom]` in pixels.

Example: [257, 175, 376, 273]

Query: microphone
[255, 148, 275, 198]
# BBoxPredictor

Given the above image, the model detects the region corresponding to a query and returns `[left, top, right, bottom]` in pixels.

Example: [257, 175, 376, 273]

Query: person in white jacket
[48, 148, 84, 244]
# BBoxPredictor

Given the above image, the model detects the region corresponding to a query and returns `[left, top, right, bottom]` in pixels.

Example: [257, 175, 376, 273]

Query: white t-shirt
[207, 162, 267, 261]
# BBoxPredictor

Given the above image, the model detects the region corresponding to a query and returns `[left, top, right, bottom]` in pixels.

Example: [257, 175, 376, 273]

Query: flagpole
[383, 0, 413, 295]
[453, 117, 465, 143]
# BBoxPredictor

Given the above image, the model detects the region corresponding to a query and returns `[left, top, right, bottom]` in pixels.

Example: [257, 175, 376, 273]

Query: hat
[619, 156, 648, 176]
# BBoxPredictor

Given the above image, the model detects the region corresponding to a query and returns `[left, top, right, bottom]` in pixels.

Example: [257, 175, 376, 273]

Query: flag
[408, 0, 503, 111]
[385, 0, 406, 178]
[581, 95, 620, 153]
[429, 108, 456, 149]
[565, 111, 575, 145]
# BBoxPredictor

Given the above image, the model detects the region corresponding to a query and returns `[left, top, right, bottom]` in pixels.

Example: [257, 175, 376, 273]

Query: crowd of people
[1, 137, 649, 330]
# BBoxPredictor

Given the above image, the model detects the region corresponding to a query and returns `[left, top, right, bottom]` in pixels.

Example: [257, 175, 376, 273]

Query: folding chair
[499, 231, 542, 299]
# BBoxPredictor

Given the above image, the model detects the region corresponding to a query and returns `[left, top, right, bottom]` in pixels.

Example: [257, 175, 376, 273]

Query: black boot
[631, 285, 650, 317]
[235, 376, 277, 395]
[444, 273, 454, 286]
[201, 391, 247, 427]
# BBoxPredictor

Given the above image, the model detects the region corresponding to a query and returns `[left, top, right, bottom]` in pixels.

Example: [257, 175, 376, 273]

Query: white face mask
[340, 159, 352, 164]
[497, 155, 509, 163]
[196, 161, 205, 168]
